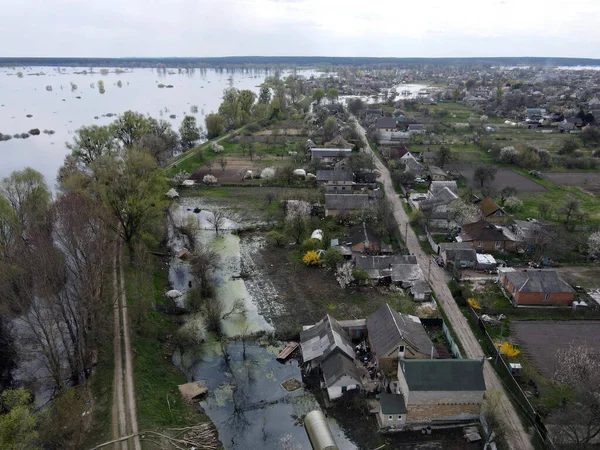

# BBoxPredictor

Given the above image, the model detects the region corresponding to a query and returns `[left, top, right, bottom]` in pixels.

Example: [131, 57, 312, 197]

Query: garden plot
[446, 164, 547, 192]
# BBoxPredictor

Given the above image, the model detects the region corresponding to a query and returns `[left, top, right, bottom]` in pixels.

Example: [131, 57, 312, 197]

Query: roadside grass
[124, 253, 200, 434]
[82, 335, 114, 449]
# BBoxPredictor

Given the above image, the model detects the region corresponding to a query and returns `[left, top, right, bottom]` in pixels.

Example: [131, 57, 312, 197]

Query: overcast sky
[2, 0, 599, 58]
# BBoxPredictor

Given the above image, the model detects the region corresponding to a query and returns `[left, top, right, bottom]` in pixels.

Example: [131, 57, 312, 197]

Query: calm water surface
[0, 67, 268, 185]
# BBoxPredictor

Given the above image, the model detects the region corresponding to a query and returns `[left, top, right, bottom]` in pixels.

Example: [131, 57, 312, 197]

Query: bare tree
[190, 242, 220, 298]
[206, 209, 228, 236]
[218, 157, 228, 172]
[221, 298, 246, 320]
[473, 164, 498, 188]
[204, 159, 214, 173]
[550, 342, 600, 449]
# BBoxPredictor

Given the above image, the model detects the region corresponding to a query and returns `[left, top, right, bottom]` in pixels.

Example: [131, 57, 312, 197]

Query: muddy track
[355, 118, 535, 450]
[111, 243, 141, 450]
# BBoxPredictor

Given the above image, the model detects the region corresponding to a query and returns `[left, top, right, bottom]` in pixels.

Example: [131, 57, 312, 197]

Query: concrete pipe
[304, 410, 338, 450]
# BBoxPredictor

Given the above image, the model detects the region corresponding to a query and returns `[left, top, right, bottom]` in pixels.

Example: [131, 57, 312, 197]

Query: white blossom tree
[203, 174, 218, 185]
[335, 262, 355, 288]
[499, 146, 520, 164]
[588, 231, 600, 258]
[261, 167, 276, 179]
[504, 196, 523, 212]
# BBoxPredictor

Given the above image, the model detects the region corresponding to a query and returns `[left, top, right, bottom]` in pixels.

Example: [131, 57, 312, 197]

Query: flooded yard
[173, 340, 356, 450]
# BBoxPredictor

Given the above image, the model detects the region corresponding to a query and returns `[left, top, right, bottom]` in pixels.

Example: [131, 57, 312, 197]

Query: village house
[390, 259, 432, 301]
[399, 152, 424, 173]
[428, 166, 449, 181]
[310, 148, 353, 164]
[501, 269, 575, 306]
[299, 315, 362, 400]
[419, 184, 460, 231]
[341, 222, 388, 254]
[440, 242, 477, 268]
[457, 219, 517, 253]
[324, 180, 354, 194]
[354, 255, 406, 283]
[366, 304, 437, 374]
[477, 197, 509, 225]
[378, 392, 407, 429]
[421, 151, 437, 165]
[324, 194, 369, 217]
[392, 359, 486, 428]
[374, 117, 397, 132]
[408, 124, 426, 134]
[316, 169, 353, 184]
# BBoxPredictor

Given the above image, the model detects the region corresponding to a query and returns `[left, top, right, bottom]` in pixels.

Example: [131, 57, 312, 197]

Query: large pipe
[304, 410, 339, 450]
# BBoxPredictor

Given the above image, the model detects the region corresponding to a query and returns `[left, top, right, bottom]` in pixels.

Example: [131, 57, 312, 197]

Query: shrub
[302, 250, 321, 266]
[302, 238, 321, 252]
[202, 174, 217, 185]
[504, 196, 523, 212]
[324, 247, 343, 270]
[266, 231, 285, 247]
[210, 141, 224, 153]
[467, 298, 482, 310]
[499, 146, 520, 164]
[499, 342, 521, 358]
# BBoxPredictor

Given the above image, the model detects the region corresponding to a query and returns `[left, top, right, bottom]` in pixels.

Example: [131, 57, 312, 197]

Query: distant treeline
[1, 56, 600, 68]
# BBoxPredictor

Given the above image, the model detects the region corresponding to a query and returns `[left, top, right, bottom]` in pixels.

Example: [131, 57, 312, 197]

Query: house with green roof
[392, 359, 486, 427]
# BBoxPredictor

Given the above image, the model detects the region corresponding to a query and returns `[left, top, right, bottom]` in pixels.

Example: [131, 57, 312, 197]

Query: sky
[2, 0, 599, 58]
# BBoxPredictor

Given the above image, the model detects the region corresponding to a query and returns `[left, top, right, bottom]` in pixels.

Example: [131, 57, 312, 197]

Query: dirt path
[112, 244, 141, 450]
[355, 118, 535, 450]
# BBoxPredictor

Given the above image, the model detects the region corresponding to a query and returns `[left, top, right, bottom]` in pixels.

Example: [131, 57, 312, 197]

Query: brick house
[366, 304, 436, 375]
[477, 197, 509, 225]
[394, 359, 486, 427]
[502, 269, 575, 306]
[458, 219, 517, 253]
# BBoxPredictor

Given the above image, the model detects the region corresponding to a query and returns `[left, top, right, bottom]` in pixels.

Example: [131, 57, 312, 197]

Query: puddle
[173, 340, 356, 450]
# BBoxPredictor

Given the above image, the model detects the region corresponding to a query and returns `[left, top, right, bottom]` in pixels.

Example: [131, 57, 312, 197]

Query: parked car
[415, 177, 427, 183]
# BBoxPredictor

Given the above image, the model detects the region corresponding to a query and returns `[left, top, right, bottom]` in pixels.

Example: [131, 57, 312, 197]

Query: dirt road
[112, 244, 141, 450]
[355, 119, 535, 450]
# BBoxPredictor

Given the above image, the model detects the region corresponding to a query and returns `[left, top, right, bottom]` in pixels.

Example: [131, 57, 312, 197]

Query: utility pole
[496, 320, 505, 364]
[428, 257, 432, 282]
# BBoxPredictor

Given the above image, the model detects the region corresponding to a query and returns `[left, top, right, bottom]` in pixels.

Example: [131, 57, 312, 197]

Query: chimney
[398, 345, 405, 360]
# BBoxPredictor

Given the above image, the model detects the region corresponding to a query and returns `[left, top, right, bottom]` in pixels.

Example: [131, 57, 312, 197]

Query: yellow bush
[467, 298, 481, 310]
[303, 250, 321, 266]
[499, 342, 521, 358]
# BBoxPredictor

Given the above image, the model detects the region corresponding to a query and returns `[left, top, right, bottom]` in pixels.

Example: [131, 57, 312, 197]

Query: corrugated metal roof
[321, 352, 361, 387]
[379, 393, 408, 414]
[300, 315, 356, 364]
[505, 270, 575, 294]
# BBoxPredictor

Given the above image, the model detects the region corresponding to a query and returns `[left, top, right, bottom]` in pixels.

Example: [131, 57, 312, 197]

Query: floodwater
[0, 66, 283, 185]
[173, 339, 356, 450]
[168, 197, 277, 336]
[339, 82, 430, 106]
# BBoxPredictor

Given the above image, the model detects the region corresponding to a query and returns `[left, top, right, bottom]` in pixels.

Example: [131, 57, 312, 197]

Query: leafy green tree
[205, 113, 226, 139]
[258, 85, 271, 104]
[219, 88, 240, 127]
[66, 125, 117, 166]
[179, 115, 200, 149]
[266, 231, 285, 246]
[560, 198, 581, 225]
[348, 98, 365, 115]
[326, 88, 339, 103]
[312, 88, 325, 104]
[559, 137, 579, 155]
[238, 90, 257, 117]
[302, 238, 321, 252]
[496, 87, 504, 103]
[465, 79, 476, 90]
[323, 117, 338, 142]
[93, 149, 167, 256]
[324, 247, 344, 270]
[138, 118, 179, 165]
[0, 168, 50, 232]
[0, 388, 39, 450]
[110, 111, 151, 148]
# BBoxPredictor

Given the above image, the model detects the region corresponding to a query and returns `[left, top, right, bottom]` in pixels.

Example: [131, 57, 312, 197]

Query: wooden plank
[276, 342, 299, 361]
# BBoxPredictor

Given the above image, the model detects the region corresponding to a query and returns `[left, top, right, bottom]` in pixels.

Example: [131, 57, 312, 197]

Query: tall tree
[436, 145, 453, 168]
[0, 388, 39, 450]
[473, 165, 497, 188]
[237, 90, 257, 117]
[326, 88, 339, 103]
[110, 111, 151, 148]
[138, 118, 179, 165]
[0, 168, 50, 234]
[179, 115, 201, 150]
[219, 88, 240, 127]
[93, 149, 167, 255]
[258, 85, 271, 105]
[323, 117, 338, 142]
[205, 113, 226, 139]
[312, 88, 325, 104]
[66, 125, 117, 166]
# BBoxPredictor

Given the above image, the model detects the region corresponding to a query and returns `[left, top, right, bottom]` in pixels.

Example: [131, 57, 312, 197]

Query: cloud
[1, 0, 599, 57]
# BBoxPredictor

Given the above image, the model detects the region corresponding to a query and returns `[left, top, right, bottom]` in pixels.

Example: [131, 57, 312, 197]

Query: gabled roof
[390, 263, 425, 285]
[325, 194, 369, 211]
[428, 166, 447, 177]
[355, 255, 406, 271]
[478, 197, 503, 217]
[321, 352, 361, 387]
[316, 170, 353, 182]
[366, 304, 436, 358]
[400, 359, 486, 392]
[300, 315, 356, 364]
[460, 219, 512, 242]
[444, 247, 477, 262]
[429, 181, 458, 197]
[504, 270, 575, 294]
[375, 117, 397, 129]
[344, 222, 380, 248]
[379, 393, 407, 414]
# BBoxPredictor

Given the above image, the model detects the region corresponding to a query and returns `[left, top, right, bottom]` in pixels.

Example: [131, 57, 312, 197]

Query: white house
[321, 352, 361, 400]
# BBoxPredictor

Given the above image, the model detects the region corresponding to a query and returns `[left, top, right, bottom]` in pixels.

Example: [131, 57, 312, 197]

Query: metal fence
[466, 305, 550, 446]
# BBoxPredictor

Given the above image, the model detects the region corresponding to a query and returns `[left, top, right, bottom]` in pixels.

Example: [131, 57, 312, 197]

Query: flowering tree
[499, 342, 520, 358]
[210, 141, 224, 153]
[504, 196, 523, 212]
[261, 167, 276, 179]
[335, 262, 354, 288]
[202, 174, 217, 185]
[588, 231, 600, 258]
[499, 146, 520, 164]
[173, 170, 190, 184]
[467, 298, 481, 310]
